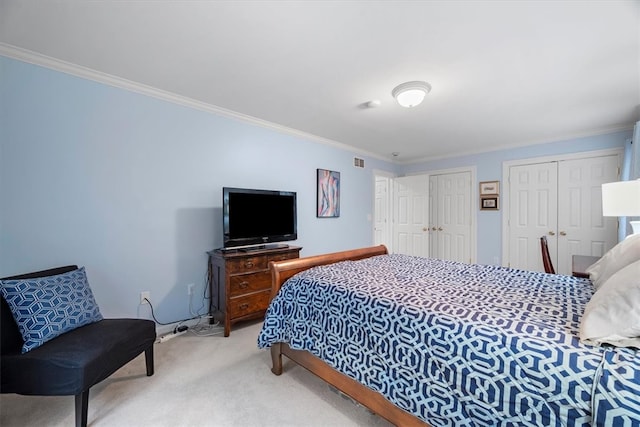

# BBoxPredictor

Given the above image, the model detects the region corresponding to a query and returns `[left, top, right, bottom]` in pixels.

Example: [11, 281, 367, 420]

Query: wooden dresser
[208, 246, 301, 336]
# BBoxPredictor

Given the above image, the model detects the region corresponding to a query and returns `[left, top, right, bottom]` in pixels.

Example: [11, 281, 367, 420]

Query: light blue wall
[1, 54, 632, 325]
[0, 56, 396, 323]
[400, 130, 631, 265]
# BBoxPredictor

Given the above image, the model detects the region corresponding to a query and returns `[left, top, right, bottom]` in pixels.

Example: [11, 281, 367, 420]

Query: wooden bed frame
[268, 245, 429, 427]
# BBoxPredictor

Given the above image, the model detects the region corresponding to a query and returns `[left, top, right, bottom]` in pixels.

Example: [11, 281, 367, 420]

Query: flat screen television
[222, 187, 297, 250]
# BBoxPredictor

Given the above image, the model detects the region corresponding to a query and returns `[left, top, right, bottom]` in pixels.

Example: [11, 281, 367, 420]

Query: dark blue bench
[1, 265, 156, 427]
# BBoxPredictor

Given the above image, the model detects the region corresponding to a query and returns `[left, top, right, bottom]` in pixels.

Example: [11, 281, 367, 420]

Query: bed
[257, 244, 640, 426]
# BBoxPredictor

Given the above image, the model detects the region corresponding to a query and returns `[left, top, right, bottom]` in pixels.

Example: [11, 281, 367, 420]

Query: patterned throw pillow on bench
[0, 267, 103, 353]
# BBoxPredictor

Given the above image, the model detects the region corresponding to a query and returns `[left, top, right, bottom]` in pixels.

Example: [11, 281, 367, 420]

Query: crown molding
[0, 42, 390, 163]
[400, 124, 635, 165]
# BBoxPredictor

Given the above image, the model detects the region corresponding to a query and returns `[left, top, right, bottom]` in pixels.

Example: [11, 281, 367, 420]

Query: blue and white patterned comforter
[257, 254, 640, 426]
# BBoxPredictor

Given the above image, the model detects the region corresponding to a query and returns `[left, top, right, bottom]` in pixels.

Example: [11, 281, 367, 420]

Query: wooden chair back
[540, 236, 555, 274]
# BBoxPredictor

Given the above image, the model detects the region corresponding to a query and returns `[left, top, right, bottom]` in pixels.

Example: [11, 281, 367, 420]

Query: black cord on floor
[143, 297, 202, 326]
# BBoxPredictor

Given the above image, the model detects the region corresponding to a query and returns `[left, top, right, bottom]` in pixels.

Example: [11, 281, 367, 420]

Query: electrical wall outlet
[140, 291, 150, 304]
[187, 283, 194, 295]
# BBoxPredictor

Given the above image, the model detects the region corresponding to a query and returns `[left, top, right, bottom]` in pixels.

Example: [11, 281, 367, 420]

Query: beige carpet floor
[0, 320, 393, 426]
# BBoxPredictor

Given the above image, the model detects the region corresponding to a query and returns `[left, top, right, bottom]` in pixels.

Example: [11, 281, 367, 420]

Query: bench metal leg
[145, 345, 154, 376]
[72, 347, 152, 427]
[75, 390, 89, 427]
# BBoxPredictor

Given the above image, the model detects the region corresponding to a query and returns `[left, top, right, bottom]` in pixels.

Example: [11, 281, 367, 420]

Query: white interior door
[507, 154, 620, 274]
[556, 156, 620, 273]
[428, 176, 438, 257]
[433, 172, 472, 263]
[393, 175, 429, 257]
[508, 162, 559, 272]
[374, 176, 391, 249]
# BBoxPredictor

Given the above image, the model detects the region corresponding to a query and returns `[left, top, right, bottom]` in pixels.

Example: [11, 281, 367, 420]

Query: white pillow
[586, 234, 640, 290]
[580, 259, 640, 348]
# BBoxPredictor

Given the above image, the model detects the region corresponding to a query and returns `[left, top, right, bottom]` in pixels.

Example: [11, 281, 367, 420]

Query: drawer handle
[239, 281, 249, 289]
[239, 303, 249, 311]
[245, 261, 254, 268]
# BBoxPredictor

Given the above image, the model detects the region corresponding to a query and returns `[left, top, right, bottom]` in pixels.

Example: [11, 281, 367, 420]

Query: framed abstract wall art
[317, 169, 340, 218]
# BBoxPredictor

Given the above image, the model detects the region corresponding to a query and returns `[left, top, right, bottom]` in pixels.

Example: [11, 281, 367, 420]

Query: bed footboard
[269, 341, 428, 427]
[268, 245, 388, 298]
[266, 245, 428, 426]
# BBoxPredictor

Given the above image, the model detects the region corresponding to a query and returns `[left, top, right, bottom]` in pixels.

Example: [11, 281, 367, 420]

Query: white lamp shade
[602, 180, 640, 216]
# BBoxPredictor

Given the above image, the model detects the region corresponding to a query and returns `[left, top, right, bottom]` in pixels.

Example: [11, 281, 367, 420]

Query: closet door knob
[548, 231, 555, 236]
[559, 231, 567, 236]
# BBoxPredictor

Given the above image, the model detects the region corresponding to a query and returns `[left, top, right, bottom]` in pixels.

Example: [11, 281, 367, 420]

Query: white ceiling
[1, 1, 639, 162]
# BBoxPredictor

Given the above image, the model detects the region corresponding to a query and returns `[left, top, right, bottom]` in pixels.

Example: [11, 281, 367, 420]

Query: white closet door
[508, 162, 558, 272]
[507, 154, 619, 274]
[435, 172, 472, 263]
[393, 175, 429, 257]
[556, 156, 619, 274]
[428, 176, 438, 257]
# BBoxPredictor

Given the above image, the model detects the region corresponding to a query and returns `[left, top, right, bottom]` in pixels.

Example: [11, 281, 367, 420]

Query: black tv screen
[223, 187, 297, 249]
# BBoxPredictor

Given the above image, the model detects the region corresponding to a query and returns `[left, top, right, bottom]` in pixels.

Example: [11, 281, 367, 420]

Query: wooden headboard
[268, 245, 388, 299]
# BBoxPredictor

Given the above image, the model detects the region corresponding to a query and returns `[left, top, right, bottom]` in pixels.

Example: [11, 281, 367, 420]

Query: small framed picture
[480, 196, 499, 211]
[479, 181, 500, 196]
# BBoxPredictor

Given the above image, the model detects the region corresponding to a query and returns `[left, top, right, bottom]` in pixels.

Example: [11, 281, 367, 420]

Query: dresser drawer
[228, 290, 271, 318]
[229, 271, 271, 297]
[267, 252, 299, 263]
[226, 255, 267, 274]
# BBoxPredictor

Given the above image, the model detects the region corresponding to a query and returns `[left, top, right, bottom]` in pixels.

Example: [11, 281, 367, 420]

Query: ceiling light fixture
[392, 81, 432, 108]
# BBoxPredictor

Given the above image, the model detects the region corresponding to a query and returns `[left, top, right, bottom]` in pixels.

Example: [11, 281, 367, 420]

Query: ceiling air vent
[353, 157, 365, 168]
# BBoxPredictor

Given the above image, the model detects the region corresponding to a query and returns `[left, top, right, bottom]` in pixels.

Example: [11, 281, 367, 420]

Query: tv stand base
[239, 243, 289, 252]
